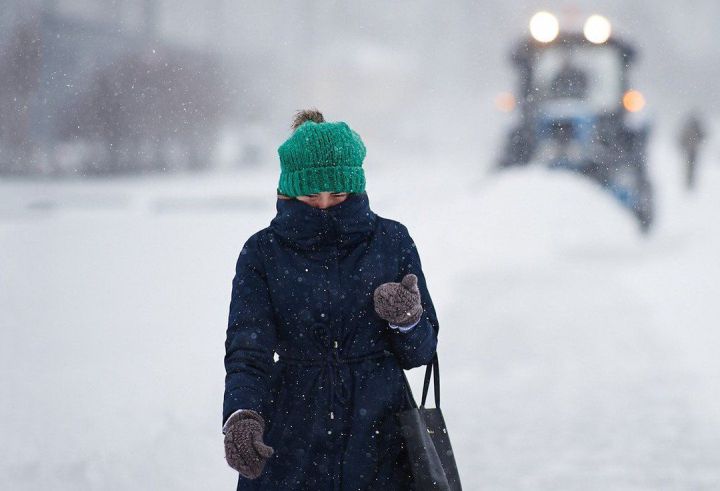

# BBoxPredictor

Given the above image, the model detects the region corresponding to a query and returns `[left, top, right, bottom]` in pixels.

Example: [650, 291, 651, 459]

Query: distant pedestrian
[678, 112, 707, 190]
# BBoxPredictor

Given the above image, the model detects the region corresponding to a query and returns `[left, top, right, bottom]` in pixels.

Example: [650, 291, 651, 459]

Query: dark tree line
[59, 47, 233, 174]
[0, 18, 235, 175]
[0, 20, 41, 174]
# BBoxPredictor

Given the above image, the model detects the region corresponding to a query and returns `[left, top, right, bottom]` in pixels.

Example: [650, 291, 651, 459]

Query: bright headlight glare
[623, 90, 646, 112]
[529, 12, 559, 43]
[584, 15, 612, 44]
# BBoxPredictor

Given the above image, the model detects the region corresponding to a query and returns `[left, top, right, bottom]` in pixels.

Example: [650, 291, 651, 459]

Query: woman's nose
[317, 195, 332, 209]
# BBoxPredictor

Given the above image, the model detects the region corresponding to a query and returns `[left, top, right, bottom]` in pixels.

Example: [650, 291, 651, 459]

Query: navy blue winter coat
[223, 191, 439, 490]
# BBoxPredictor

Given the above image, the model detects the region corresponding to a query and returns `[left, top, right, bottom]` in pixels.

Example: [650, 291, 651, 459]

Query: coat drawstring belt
[278, 349, 393, 418]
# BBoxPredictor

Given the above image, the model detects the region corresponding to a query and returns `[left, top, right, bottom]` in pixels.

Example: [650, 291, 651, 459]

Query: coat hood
[270, 191, 378, 249]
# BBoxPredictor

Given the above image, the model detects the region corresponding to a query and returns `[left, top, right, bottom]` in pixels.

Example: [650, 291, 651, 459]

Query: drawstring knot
[278, 349, 393, 417]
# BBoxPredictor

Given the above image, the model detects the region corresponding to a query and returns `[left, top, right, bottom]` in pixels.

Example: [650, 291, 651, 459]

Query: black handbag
[397, 354, 462, 491]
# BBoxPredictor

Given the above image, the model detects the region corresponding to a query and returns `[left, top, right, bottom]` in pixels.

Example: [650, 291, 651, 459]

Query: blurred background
[1, 1, 719, 489]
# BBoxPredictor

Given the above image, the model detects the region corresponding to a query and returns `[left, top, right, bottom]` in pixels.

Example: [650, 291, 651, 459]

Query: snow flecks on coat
[223, 191, 439, 490]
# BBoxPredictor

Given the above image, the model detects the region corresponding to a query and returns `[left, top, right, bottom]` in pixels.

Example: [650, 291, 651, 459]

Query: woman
[222, 109, 440, 490]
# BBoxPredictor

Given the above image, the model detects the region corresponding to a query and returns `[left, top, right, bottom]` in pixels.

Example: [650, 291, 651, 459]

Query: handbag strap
[420, 353, 440, 408]
[400, 353, 441, 409]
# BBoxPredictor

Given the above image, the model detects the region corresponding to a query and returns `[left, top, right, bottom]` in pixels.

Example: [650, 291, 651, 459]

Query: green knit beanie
[277, 118, 366, 197]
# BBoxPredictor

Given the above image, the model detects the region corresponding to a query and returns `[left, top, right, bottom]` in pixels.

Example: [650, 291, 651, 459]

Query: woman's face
[295, 191, 349, 209]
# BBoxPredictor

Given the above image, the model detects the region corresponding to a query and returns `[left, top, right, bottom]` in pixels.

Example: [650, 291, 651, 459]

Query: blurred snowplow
[497, 12, 654, 233]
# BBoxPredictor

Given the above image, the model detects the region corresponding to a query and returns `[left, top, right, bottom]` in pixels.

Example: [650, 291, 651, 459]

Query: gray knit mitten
[223, 410, 274, 479]
[373, 273, 423, 327]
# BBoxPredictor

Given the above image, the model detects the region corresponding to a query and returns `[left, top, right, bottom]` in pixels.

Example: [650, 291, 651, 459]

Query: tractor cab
[499, 12, 653, 232]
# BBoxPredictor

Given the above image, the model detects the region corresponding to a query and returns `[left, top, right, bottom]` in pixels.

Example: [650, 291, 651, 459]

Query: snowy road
[1, 139, 719, 490]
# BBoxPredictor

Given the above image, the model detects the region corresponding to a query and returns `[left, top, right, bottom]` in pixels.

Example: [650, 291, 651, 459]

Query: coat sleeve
[387, 225, 439, 370]
[223, 232, 278, 430]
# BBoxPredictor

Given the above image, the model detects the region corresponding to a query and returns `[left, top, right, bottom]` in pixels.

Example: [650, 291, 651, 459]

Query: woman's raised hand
[373, 273, 424, 328]
[223, 409, 274, 479]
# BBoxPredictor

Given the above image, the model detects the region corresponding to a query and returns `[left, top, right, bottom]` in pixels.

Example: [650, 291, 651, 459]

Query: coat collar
[270, 191, 378, 249]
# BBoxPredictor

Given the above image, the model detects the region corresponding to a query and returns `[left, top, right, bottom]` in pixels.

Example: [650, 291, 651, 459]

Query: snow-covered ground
[1, 130, 719, 490]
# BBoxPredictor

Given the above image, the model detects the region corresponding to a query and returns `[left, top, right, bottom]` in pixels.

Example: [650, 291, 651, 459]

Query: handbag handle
[400, 353, 441, 409]
[420, 353, 440, 408]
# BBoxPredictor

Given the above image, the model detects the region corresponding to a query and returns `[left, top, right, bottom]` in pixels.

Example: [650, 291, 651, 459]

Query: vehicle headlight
[495, 92, 516, 112]
[530, 12, 559, 43]
[583, 15, 612, 44]
[623, 90, 646, 112]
